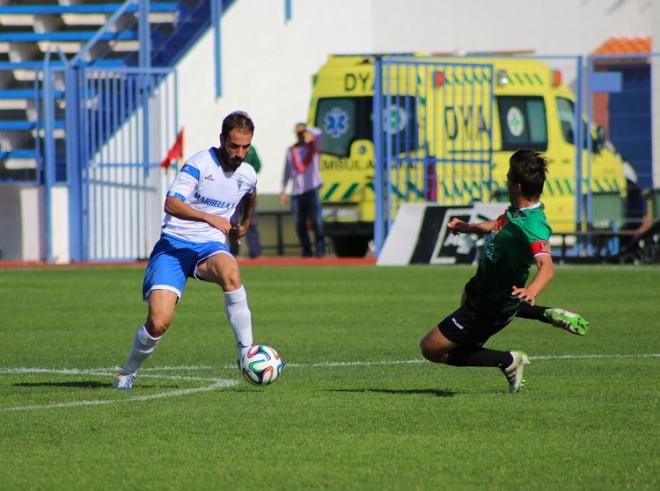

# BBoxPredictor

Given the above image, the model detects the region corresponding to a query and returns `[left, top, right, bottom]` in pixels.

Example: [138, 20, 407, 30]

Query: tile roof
[593, 36, 651, 55]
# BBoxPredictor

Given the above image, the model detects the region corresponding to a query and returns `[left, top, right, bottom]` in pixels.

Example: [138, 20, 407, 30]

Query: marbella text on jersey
[193, 192, 236, 210]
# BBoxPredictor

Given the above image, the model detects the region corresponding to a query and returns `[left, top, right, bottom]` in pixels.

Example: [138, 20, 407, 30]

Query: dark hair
[508, 149, 548, 198]
[221, 111, 254, 138]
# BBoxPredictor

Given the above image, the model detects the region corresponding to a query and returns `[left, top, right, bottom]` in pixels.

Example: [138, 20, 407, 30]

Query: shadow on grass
[13, 380, 114, 389]
[328, 388, 456, 398]
[12, 381, 181, 389]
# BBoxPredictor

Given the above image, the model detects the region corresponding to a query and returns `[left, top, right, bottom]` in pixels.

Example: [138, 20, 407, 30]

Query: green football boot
[544, 308, 589, 336]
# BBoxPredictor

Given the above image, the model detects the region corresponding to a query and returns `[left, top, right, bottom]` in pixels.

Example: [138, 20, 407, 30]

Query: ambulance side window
[496, 96, 548, 151]
[557, 97, 575, 144]
[315, 96, 418, 157]
[315, 97, 370, 158]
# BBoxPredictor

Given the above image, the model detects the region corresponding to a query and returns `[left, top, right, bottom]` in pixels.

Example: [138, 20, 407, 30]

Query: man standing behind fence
[279, 123, 326, 257]
[230, 145, 263, 258]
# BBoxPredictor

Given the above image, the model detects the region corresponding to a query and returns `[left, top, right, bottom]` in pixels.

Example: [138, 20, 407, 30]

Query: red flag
[160, 128, 184, 169]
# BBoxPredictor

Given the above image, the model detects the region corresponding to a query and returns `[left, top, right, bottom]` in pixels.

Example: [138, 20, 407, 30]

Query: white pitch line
[0, 367, 225, 382]
[1, 379, 237, 413]
[531, 353, 660, 360]
[140, 365, 216, 372]
[2, 352, 658, 377]
[1, 353, 658, 412]
[285, 352, 660, 368]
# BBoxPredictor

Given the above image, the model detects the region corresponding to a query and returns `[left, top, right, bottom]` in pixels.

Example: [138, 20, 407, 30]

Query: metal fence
[373, 53, 658, 257]
[67, 66, 178, 261]
[373, 57, 494, 249]
[586, 52, 659, 233]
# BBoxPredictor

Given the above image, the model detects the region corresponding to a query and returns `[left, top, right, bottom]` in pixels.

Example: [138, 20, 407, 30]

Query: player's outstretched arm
[512, 253, 554, 305]
[447, 218, 497, 235]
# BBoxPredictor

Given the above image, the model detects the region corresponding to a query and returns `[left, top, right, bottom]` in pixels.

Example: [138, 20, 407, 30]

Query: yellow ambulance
[308, 54, 627, 256]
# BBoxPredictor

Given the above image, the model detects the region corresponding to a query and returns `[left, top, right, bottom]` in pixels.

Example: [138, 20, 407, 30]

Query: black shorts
[437, 294, 515, 346]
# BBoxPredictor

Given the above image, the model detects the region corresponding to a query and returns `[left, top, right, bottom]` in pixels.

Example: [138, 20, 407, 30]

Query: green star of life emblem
[507, 106, 524, 137]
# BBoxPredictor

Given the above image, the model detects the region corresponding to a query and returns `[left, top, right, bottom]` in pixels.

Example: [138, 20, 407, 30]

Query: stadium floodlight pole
[212, 0, 223, 97]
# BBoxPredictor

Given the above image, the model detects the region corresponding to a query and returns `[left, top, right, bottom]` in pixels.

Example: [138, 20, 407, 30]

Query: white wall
[0, 184, 68, 263]
[0, 184, 23, 260]
[0, 185, 46, 262]
[371, 0, 651, 55]
[50, 186, 69, 264]
[173, 0, 652, 195]
[176, 0, 373, 194]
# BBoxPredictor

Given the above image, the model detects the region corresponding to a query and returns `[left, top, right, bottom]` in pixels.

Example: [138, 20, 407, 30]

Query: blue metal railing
[0, 3, 178, 15]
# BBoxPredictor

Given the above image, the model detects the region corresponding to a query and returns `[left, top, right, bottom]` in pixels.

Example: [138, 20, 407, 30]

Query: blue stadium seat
[0, 149, 38, 159]
[0, 89, 65, 99]
[0, 60, 124, 69]
[0, 120, 65, 131]
[0, 30, 137, 42]
[0, 3, 178, 15]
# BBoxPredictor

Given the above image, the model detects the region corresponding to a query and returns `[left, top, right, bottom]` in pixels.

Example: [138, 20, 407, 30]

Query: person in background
[230, 146, 263, 258]
[279, 123, 326, 257]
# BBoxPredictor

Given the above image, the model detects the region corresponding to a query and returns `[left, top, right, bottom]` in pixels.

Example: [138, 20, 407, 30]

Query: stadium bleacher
[0, 0, 218, 181]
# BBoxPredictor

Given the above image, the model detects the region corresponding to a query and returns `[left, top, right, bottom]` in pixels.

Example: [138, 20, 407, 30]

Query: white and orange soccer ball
[240, 345, 284, 385]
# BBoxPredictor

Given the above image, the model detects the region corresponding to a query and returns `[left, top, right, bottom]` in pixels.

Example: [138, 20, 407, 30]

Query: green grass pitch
[1, 264, 659, 490]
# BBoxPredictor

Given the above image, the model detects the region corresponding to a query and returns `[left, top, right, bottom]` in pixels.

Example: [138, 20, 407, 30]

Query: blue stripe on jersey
[180, 164, 200, 181]
[210, 148, 221, 167]
[167, 191, 187, 202]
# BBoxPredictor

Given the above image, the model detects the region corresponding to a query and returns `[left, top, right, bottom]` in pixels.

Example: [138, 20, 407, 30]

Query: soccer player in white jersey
[114, 111, 258, 390]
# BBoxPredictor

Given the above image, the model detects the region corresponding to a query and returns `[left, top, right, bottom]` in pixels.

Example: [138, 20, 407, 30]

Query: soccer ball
[240, 345, 284, 385]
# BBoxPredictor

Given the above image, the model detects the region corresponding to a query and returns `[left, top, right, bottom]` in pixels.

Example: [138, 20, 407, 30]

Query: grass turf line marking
[0, 367, 223, 382]
[2, 353, 658, 412]
[140, 365, 215, 371]
[4, 352, 658, 377]
[1, 379, 237, 413]
[282, 352, 660, 369]
[532, 353, 660, 360]
[0, 367, 239, 413]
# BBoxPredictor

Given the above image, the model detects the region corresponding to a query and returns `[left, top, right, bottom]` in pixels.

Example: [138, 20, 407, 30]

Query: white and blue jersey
[142, 148, 257, 301]
[163, 148, 257, 244]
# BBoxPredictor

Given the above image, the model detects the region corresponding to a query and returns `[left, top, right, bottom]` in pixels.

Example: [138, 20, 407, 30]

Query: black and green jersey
[466, 203, 552, 316]
[244, 146, 261, 173]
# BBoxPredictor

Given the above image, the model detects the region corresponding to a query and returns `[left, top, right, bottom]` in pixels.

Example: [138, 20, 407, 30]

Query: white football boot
[501, 351, 530, 394]
[114, 372, 135, 391]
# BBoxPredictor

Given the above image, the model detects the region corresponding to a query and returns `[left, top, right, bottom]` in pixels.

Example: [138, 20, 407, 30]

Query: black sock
[446, 347, 513, 368]
[517, 302, 550, 323]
